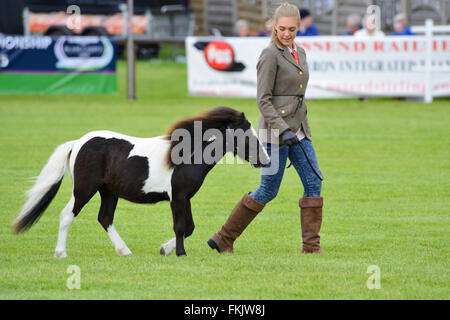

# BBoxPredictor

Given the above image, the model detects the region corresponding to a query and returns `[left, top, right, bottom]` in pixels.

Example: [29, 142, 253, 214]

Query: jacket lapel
[282, 48, 303, 71]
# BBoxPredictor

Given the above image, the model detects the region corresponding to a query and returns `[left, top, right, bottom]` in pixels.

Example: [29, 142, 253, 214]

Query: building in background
[191, 0, 449, 36]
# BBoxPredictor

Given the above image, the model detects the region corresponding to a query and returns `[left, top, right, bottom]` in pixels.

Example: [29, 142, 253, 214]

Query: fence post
[23, 7, 30, 36]
[127, 0, 136, 100]
[424, 18, 433, 104]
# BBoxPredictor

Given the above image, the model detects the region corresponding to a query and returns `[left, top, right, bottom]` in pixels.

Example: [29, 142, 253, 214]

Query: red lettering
[313, 42, 323, 50]
[354, 42, 365, 51]
[338, 41, 350, 51]
[374, 41, 384, 51]
[300, 42, 311, 51]
[391, 41, 399, 51]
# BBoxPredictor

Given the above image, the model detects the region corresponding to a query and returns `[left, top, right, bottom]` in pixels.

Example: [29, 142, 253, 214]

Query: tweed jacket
[256, 41, 311, 144]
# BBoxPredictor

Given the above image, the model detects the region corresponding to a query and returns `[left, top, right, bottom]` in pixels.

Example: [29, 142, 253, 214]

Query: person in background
[296, 8, 319, 36]
[354, 13, 385, 38]
[391, 13, 416, 35]
[341, 13, 362, 35]
[258, 16, 274, 36]
[234, 19, 250, 37]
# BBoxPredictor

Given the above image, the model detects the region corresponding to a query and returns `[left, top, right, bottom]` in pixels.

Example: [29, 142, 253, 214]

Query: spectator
[234, 19, 250, 37]
[258, 16, 273, 37]
[354, 14, 385, 38]
[341, 13, 362, 35]
[296, 8, 319, 36]
[391, 13, 415, 35]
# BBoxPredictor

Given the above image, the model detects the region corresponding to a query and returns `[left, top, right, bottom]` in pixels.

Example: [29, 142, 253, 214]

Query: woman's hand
[281, 129, 300, 145]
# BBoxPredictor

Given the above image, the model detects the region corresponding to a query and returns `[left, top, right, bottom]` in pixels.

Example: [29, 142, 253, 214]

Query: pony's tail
[13, 140, 76, 234]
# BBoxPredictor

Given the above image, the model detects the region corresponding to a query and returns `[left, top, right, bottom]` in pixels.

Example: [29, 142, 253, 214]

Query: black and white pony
[13, 107, 269, 257]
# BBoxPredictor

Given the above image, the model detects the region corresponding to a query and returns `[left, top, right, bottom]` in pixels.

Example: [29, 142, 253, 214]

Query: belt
[272, 94, 304, 105]
[272, 94, 304, 98]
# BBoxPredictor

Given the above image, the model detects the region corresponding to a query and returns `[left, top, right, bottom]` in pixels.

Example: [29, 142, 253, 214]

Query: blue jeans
[250, 139, 323, 204]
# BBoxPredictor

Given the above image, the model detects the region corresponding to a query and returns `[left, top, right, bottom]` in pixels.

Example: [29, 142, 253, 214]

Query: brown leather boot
[207, 192, 264, 253]
[299, 197, 325, 254]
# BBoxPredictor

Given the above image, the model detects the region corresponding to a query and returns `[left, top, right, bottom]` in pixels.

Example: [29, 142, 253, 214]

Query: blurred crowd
[233, 7, 415, 38]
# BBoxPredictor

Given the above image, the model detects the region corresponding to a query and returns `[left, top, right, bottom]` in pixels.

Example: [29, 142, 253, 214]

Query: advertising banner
[186, 36, 450, 99]
[0, 35, 117, 94]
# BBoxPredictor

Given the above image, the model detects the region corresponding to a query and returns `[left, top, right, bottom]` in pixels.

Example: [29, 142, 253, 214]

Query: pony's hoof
[54, 250, 67, 258]
[160, 238, 176, 256]
[116, 247, 132, 256]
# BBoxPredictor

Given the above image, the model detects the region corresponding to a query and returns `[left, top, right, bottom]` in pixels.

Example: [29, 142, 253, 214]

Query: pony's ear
[238, 112, 247, 126]
[227, 111, 246, 130]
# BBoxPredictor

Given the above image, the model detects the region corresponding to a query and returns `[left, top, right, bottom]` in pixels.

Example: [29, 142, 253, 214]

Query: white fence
[411, 19, 450, 103]
[186, 34, 450, 101]
[186, 19, 450, 102]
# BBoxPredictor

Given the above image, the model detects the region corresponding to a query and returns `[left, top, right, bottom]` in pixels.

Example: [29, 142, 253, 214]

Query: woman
[207, 2, 325, 254]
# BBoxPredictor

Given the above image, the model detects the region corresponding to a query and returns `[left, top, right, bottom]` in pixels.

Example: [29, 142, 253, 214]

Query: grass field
[0, 61, 449, 300]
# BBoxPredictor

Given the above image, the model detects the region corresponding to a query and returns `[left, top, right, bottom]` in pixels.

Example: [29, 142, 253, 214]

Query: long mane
[164, 106, 245, 168]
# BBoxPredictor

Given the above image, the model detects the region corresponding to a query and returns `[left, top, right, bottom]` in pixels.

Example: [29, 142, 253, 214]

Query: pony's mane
[165, 106, 245, 167]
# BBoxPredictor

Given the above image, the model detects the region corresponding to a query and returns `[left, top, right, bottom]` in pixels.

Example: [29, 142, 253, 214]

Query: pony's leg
[54, 174, 99, 258]
[166, 196, 193, 256]
[54, 185, 97, 258]
[98, 188, 131, 256]
[54, 196, 75, 258]
[160, 237, 177, 256]
[161, 198, 195, 256]
[184, 200, 195, 238]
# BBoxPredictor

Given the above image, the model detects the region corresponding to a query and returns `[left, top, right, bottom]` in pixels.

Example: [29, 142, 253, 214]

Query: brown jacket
[256, 41, 311, 144]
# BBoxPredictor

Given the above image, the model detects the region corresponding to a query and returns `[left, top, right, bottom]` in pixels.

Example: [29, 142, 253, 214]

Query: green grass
[0, 61, 449, 299]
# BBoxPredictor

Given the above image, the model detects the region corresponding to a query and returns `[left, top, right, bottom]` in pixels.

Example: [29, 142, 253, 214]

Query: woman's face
[275, 16, 299, 48]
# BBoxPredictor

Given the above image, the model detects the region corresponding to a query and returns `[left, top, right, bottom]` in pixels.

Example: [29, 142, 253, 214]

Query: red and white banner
[186, 36, 450, 99]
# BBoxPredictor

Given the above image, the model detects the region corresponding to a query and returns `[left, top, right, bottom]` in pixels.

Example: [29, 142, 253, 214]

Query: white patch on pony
[107, 225, 132, 256]
[69, 131, 174, 200]
[207, 135, 216, 142]
[160, 237, 176, 256]
[128, 136, 174, 201]
[54, 196, 75, 258]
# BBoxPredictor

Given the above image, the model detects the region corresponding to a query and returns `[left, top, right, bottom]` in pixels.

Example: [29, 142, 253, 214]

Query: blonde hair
[271, 2, 301, 49]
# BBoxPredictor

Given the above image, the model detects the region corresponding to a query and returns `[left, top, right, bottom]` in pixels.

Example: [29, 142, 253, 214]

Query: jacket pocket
[276, 102, 297, 118]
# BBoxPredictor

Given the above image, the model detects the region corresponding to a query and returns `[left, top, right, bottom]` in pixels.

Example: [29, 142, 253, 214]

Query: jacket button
[299, 71, 303, 75]
[299, 84, 303, 88]
[281, 110, 286, 114]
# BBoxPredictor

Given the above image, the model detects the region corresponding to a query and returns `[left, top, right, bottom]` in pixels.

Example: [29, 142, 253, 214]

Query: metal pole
[23, 7, 30, 36]
[127, 0, 136, 100]
[424, 19, 433, 104]
[331, 0, 339, 35]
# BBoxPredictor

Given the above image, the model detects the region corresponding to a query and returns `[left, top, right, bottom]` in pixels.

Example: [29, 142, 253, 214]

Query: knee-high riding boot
[299, 197, 325, 254]
[208, 192, 264, 253]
